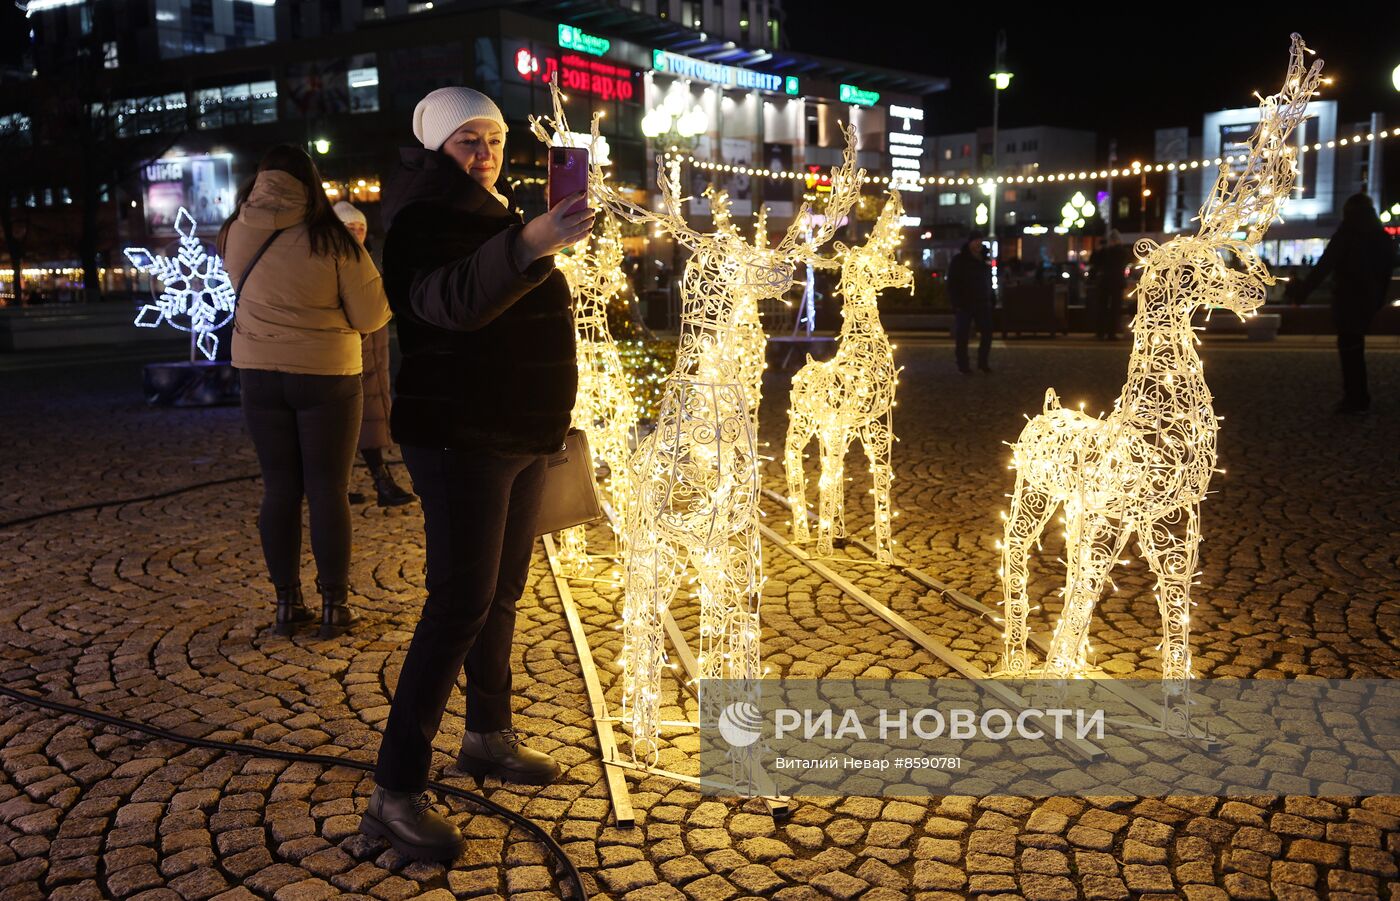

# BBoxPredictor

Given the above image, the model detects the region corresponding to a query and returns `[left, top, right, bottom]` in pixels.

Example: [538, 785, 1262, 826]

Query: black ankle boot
[272, 584, 316, 636]
[371, 463, 415, 507]
[315, 580, 358, 639]
[456, 728, 561, 785]
[359, 787, 464, 863]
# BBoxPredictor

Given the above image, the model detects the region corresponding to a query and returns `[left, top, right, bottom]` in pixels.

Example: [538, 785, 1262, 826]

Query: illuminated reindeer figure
[529, 92, 640, 572]
[999, 36, 1323, 708]
[554, 212, 640, 569]
[591, 129, 863, 759]
[785, 191, 912, 564]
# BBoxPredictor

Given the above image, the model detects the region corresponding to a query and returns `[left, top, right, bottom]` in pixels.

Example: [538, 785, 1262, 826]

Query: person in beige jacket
[218, 144, 391, 639]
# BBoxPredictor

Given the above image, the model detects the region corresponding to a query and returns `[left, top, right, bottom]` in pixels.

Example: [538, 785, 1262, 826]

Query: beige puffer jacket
[221, 170, 391, 376]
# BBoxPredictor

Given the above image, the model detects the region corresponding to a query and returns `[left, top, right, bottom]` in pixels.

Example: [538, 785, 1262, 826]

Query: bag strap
[235, 228, 286, 298]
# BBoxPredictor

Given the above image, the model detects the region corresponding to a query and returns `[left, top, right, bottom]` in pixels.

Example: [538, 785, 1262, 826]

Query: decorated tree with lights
[997, 37, 1324, 718]
[785, 191, 912, 564]
[589, 119, 864, 761]
[125, 207, 237, 361]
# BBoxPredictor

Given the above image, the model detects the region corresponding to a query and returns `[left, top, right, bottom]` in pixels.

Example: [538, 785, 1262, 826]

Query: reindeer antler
[1198, 33, 1324, 244]
[532, 77, 703, 249]
[777, 124, 866, 261]
[704, 185, 738, 237]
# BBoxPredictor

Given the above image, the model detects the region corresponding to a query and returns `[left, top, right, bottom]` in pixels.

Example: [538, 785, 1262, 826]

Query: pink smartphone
[548, 147, 590, 215]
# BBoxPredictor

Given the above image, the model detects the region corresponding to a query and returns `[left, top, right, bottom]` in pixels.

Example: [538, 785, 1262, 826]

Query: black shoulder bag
[235, 229, 286, 298]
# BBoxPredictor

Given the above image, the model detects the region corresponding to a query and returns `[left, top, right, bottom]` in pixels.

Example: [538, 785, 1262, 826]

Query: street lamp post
[988, 30, 1012, 284]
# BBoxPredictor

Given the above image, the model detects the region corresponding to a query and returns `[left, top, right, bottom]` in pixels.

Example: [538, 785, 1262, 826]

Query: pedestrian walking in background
[358, 87, 592, 863]
[947, 232, 995, 373]
[219, 145, 391, 638]
[1089, 229, 1133, 340]
[1286, 193, 1398, 414]
[333, 200, 416, 507]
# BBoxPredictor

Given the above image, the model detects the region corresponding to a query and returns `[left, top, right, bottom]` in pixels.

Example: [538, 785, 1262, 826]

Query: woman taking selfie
[358, 87, 594, 862]
[220, 145, 391, 640]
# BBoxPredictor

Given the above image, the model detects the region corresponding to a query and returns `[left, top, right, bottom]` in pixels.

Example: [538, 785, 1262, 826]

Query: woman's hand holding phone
[515, 192, 595, 269]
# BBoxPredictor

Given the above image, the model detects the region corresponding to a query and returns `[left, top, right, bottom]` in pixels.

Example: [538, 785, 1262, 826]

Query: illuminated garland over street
[997, 36, 1323, 718]
[785, 191, 911, 564]
[591, 117, 864, 762]
[666, 124, 1391, 187]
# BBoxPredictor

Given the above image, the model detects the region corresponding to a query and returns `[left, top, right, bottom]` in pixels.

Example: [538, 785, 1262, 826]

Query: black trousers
[1095, 284, 1125, 338]
[240, 369, 363, 589]
[374, 444, 547, 792]
[1335, 303, 1377, 406]
[954, 301, 993, 370]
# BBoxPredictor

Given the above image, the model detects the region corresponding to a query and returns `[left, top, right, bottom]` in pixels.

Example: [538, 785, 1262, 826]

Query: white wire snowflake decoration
[125, 207, 237, 361]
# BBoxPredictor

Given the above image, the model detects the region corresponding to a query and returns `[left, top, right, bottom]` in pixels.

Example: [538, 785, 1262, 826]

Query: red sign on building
[514, 48, 636, 103]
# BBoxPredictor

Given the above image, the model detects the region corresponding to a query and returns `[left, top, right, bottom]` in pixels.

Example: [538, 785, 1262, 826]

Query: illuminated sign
[804, 165, 832, 193]
[558, 24, 610, 57]
[514, 48, 637, 102]
[652, 49, 797, 95]
[887, 103, 925, 195]
[839, 83, 879, 107]
[889, 104, 924, 125]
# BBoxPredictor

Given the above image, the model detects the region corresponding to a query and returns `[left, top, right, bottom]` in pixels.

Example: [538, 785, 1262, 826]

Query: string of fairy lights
[666, 127, 1397, 188]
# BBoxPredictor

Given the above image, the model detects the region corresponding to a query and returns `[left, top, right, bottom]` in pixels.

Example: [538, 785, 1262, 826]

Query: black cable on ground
[0, 685, 587, 899]
[0, 458, 404, 531]
[0, 472, 590, 899]
[0, 472, 263, 530]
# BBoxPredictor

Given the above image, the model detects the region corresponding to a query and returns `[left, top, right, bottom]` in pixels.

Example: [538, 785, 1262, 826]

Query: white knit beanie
[332, 201, 366, 225]
[413, 87, 508, 151]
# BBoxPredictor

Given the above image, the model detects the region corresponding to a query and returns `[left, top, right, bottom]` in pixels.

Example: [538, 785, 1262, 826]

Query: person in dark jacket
[1287, 193, 1398, 413]
[333, 200, 415, 507]
[357, 87, 593, 864]
[947, 233, 995, 373]
[1089, 229, 1133, 340]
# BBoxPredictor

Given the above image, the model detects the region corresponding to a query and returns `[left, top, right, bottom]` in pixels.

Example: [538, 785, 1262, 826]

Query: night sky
[786, 6, 1400, 158]
[2, 3, 1396, 162]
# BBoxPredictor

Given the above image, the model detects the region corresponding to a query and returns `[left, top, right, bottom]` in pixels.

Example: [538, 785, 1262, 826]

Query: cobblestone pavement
[0, 338, 1397, 901]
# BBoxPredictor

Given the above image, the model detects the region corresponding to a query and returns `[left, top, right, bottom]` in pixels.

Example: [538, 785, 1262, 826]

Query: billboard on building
[142, 153, 236, 237]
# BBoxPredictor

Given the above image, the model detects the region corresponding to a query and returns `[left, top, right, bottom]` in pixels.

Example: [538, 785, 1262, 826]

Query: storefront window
[196, 81, 278, 130]
[0, 114, 31, 145]
[107, 92, 189, 138]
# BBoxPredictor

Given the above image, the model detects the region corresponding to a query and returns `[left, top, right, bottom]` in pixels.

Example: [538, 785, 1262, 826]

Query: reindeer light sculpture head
[997, 36, 1323, 713]
[834, 192, 914, 304]
[1133, 34, 1320, 327]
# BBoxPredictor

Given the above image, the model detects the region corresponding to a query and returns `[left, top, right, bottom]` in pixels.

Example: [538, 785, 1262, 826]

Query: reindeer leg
[860, 413, 896, 565]
[557, 525, 590, 575]
[620, 513, 683, 767]
[1043, 507, 1126, 678]
[1138, 505, 1198, 732]
[695, 523, 763, 683]
[815, 429, 846, 558]
[1000, 470, 1055, 676]
[784, 407, 814, 544]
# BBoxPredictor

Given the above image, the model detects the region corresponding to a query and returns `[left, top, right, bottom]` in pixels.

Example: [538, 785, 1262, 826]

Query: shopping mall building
[1, 0, 946, 309]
